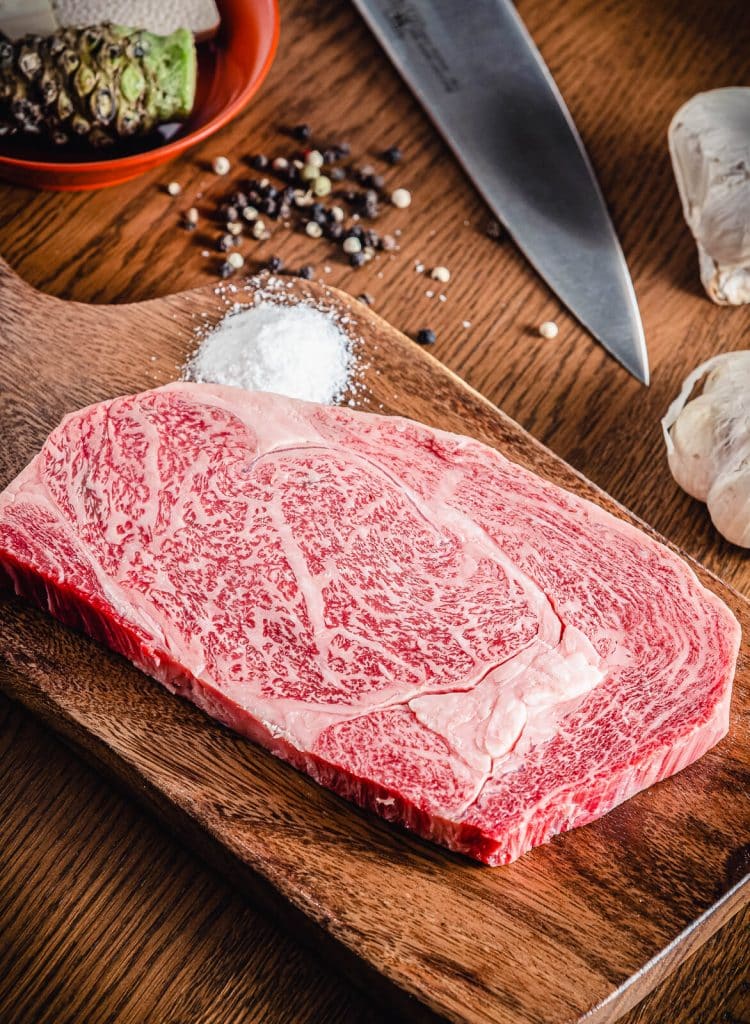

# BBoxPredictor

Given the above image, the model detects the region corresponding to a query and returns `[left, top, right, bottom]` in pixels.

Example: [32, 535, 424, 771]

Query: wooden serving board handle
[0, 257, 748, 1024]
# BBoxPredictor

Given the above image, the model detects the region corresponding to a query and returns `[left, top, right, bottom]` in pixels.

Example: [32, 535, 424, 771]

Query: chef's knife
[352, 0, 649, 385]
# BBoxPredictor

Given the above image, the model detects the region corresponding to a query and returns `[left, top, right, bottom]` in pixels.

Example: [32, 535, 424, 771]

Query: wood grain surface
[1, 0, 749, 1021]
[0, 260, 748, 1024]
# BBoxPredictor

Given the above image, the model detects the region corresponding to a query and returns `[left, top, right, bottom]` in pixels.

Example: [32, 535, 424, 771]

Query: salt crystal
[185, 301, 355, 405]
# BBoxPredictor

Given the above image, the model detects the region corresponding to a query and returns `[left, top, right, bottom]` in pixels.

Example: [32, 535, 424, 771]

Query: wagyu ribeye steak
[0, 382, 740, 864]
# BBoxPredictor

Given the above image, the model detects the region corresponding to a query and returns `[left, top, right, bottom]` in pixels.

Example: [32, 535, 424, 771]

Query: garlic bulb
[668, 88, 750, 305]
[662, 352, 750, 546]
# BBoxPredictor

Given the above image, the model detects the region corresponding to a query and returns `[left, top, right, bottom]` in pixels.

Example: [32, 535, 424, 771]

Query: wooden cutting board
[0, 257, 747, 1024]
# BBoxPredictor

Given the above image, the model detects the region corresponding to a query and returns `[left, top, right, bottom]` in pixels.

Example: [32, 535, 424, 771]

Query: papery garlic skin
[662, 352, 750, 547]
[669, 88, 750, 305]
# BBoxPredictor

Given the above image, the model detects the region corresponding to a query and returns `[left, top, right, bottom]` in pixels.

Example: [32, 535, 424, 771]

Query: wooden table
[1, 1, 748, 1021]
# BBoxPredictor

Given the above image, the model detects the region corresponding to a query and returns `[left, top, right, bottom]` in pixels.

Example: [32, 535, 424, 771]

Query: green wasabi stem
[0, 23, 197, 147]
[113, 25, 196, 124]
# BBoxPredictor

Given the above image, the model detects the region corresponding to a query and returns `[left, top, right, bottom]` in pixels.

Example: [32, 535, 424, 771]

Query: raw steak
[0, 382, 740, 864]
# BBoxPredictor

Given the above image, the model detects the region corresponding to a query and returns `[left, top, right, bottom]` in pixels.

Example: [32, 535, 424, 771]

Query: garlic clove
[707, 466, 750, 547]
[667, 394, 720, 502]
[703, 350, 750, 396]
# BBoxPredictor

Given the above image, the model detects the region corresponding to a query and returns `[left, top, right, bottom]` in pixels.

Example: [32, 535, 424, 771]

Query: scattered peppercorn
[218, 259, 234, 278]
[166, 180, 182, 196]
[182, 206, 199, 227]
[313, 175, 332, 197]
[363, 171, 384, 190]
[358, 292, 375, 306]
[416, 328, 436, 345]
[298, 264, 314, 279]
[191, 128, 418, 284]
[486, 219, 504, 240]
[391, 187, 412, 208]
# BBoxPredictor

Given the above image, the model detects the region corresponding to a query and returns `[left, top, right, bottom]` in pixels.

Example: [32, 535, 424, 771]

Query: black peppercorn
[293, 123, 311, 142]
[251, 154, 268, 170]
[323, 148, 338, 164]
[261, 197, 278, 217]
[218, 260, 234, 278]
[383, 145, 402, 165]
[486, 218, 505, 240]
[334, 142, 351, 158]
[217, 233, 236, 251]
[363, 172, 385, 190]
[349, 251, 366, 268]
[330, 166, 346, 182]
[416, 328, 436, 345]
[327, 223, 343, 241]
[233, 191, 248, 208]
[220, 203, 239, 222]
[298, 264, 314, 280]
[267, 255, 284, 272]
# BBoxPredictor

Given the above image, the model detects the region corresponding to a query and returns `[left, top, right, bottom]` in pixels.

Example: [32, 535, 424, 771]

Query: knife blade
[352, 0, 649, 384]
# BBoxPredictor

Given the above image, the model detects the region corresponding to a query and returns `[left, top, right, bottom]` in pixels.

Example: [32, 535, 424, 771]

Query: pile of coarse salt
[186, 300, 358, 405]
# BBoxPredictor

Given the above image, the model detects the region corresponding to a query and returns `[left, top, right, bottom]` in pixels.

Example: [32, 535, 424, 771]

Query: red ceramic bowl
[0, 0, 280, 191]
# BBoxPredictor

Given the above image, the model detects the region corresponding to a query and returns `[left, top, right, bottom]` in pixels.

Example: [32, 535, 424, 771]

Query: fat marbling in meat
[0, 383, 740, 864]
